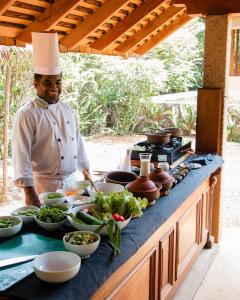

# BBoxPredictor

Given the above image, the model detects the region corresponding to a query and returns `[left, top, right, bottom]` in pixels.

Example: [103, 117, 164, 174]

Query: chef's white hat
[32, 32, 61, 75]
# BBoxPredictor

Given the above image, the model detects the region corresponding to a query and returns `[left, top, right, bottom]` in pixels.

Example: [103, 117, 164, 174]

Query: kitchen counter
[1, 155, 223, 300]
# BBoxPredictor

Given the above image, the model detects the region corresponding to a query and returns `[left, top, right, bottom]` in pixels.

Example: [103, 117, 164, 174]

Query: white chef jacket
[12, 96, 90, 189]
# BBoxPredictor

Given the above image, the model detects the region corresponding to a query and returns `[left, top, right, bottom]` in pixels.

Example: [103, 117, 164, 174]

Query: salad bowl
[67, 205, 131, 236]
[39, 192, 66, 205]
[35, 206, 67, 230]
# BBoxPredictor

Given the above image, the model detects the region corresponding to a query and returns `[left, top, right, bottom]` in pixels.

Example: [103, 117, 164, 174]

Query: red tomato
[112, 213, 125, 222]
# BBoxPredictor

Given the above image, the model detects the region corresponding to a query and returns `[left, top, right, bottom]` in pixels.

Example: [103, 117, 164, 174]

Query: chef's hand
[23, 186, 41, 207]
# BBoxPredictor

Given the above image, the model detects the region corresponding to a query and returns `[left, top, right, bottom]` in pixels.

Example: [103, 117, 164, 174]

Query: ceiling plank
[0, 25, 22, 37]
[91, 0, 165, 51]
[172, 0, 240, 15]
[0, 0, 16, 15]
[134, 14, 191, 55]
[116, 6, 184, 53]
[17, 0, 83, 44]
[60, 0, 131, 49]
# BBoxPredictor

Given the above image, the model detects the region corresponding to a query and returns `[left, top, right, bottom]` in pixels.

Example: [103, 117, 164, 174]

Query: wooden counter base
[93, 173, 218, 300]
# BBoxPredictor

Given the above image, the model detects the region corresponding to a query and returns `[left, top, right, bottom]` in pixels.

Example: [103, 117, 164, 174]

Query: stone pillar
[196, 15, 232, 243]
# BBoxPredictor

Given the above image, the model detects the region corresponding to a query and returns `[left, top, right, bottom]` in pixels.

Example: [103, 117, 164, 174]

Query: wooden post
[1, 54, 12, 202]
[196, 15, 232, 242]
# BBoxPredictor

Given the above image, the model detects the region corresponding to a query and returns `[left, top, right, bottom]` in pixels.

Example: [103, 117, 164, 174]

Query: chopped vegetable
[0, 218, 20, 228]
[45, 193, 64, 200]
[65, 232, 98, 245]
[36, 207, 66, 223]
[14, 208, 38, 217]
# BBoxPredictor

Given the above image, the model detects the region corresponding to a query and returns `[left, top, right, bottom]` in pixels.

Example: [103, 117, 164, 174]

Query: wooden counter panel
[93, 174, 218, 300]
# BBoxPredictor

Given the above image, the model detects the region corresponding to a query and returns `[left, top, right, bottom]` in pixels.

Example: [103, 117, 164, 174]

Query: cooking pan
[145, 132, 171, 144]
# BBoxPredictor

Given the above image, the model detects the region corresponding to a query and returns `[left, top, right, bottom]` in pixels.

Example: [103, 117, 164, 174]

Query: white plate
[66, 195, 95, 207]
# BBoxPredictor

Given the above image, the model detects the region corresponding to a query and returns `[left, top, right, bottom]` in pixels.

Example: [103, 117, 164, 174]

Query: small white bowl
[66, 195, 95, 207]
[33, 251, 81, 283]
[0, 216, 22, 238]
[68, 205, 131, 236]
[63, 231, 100, 258]
[35, 217, 66, 231]
[11, 205, 40, 224]
[39, 192, 66, 205]
[86, 182, 125, 198]
[57, 180, 90, 197]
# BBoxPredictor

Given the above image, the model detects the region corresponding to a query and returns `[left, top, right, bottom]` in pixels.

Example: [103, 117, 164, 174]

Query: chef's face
[34, 74, 62, 104]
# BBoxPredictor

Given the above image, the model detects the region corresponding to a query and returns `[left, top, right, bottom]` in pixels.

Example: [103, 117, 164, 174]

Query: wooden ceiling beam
[134, 14, 191, 55]
[172, 0, 240, 15]
[116, 6, 184, 53]
[91, 0, 166, 51]
[17, 0, 83, 44]
[60, 0, 131, 49]
[0, 0, 16, 15]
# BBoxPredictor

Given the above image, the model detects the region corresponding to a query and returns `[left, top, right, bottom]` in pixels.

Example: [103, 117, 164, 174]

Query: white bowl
[33, 251, 81, 283]
[35, 217, 66, 231]
[39, 192, 66, 205]
[63, 231, 100, 258]
[66, 195, 95, 207]
[11, 205, 40, 224]
[0, 216, 22, 238]
[86, 182, 125, 198]
[68, 205, 131, 236]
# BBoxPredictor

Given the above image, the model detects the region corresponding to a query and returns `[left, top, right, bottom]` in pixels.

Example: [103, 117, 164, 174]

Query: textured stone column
[197, 15, 232, 243]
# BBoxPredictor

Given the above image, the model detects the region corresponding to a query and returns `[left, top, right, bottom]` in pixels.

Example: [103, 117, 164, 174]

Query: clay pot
[163, 127, 181, 138]
[105, 171, 138, 186]
[149, 167, 175, 192]
[126, 176, 160, 204]
[145, 132, 171, 144]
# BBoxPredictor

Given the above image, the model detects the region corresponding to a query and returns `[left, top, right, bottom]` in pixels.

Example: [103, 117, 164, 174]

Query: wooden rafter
[0, 0, 16, 15]
[60, 0, 131, 49]
[134, 14, 191, 55]
[91, 0, 165, 51]
[17, 0, 83, 44]
[116, 6, 184, 53]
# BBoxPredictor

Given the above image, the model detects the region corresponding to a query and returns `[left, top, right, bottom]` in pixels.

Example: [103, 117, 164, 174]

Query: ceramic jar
[149, 167, 175, 192]
[126, 176, 160, 205]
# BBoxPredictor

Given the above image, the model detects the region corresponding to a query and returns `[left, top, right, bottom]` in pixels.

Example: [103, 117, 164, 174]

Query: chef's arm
[23, 186, 41, 207]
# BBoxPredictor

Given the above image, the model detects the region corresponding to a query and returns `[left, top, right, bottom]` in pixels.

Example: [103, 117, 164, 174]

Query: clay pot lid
[126, 176, 158, 192]
[149, 167, 172, 182]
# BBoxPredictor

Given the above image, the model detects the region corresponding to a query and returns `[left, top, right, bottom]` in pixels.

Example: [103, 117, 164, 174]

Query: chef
[12, 32, 90, 207]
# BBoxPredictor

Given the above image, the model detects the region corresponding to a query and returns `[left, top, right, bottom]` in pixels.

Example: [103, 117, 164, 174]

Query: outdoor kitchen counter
[1, 155, 223, 300]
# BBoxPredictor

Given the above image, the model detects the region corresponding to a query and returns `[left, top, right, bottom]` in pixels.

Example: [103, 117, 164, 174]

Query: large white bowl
[0, 216, 22, 238]
[68, 205, 131, 236]
[63, 231, 100, 258]
[33, 251, 81, 283]
[39, 192, 66, 205]
[86, 182, 125, 198]
[11, 205, 40, 224]
[35, 217, 66, 231]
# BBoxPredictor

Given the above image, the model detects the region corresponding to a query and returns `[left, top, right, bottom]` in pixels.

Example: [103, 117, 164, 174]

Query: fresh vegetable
[76, 210, 104, 225]
[14, 208, 38, 217]
[112, 213, 125, 222]
[36, 207, 66, 223]
[45, 193, 64, 200]
[65, 232, 98, 245]
[0, 218, 20, 228]
[95, 190, 148, 218]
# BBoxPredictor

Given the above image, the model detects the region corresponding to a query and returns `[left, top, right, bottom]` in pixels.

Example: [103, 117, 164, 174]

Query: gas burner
[150, 144, 174, 152]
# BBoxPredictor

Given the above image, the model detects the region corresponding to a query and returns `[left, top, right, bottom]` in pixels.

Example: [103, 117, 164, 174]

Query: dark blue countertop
[2, 155, 223, 300]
